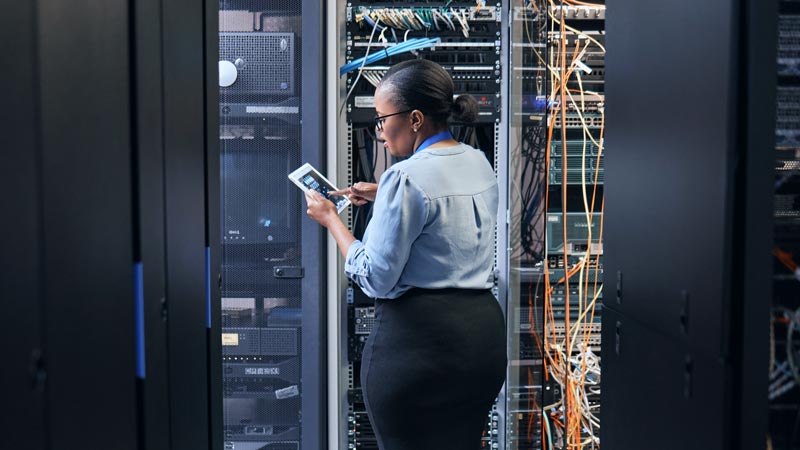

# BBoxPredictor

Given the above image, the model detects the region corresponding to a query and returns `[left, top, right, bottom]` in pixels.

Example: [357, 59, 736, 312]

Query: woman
[304, 59, 507, 450]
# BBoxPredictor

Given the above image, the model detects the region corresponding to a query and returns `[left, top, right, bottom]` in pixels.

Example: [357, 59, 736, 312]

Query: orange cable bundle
[536, 2, 606, 448]
[774, 247, 798, 273]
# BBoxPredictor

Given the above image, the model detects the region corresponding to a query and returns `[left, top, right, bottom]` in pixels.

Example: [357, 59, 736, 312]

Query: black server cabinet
[601, 0, 777, 449]
[1, 1, 222, 449]
[1, 1, 140, 447]
[217, 1, 326, 449]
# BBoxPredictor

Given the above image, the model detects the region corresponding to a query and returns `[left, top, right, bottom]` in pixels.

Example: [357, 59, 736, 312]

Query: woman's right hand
[330, 182, 378, 206]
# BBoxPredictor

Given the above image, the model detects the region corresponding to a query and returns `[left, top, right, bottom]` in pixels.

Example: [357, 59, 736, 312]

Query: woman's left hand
[304, 191, 339, 228]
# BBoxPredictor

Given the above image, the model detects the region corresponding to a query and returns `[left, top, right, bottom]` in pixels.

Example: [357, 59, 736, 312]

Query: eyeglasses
[374, 109, 413, 132]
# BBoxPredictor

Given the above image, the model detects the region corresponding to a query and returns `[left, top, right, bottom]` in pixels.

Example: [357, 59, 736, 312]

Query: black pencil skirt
[360, 287, 508, 450]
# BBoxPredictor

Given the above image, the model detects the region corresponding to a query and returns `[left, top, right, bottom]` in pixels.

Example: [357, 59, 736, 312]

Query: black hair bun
[451, 94, 479, 123]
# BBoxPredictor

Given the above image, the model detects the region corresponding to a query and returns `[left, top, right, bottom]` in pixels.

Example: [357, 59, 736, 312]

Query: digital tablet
[288, 163, 351, 214]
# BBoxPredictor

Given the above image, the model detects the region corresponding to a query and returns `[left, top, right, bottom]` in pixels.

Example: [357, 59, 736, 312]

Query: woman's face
[374, 85, 417, 157]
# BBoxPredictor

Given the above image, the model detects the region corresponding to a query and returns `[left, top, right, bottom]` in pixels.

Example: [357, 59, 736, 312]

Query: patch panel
[347, 92, 500, 123]
[546, 255, 604, 273]
[550, 304, 603, 322]
[544, 265, 604, 284]
[550, 286, 603, 302]
[548, 322, 601, 335]
[549, 5, 606, 21]
[552, 112, 604, 129]
[548, 30, 605, 51]
[513, 6, 541, 22]
[348, 37, 499, 47]
[347, 5, 501, 28]
[549, 167, 604, 185]
[545, 212, 603, 255]
[553, 95, 605, 114]
[546, 330, 602, 351]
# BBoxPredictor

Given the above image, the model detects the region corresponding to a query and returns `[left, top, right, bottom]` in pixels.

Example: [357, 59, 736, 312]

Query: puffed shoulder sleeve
[344, 168, 429, 298]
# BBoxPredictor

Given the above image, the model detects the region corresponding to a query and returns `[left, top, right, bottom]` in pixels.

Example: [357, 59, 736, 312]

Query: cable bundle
[339, 38, 441, 77]
[360, 69, 387, 88]
[356, 6, 472, 36]
[537, 1, 607, 449]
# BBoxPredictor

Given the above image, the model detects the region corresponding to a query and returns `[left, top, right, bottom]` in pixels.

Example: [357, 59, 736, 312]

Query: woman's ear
[410, 109, 425, 130]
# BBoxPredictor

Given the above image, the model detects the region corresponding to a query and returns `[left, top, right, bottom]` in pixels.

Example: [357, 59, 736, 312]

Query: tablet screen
[288, 163, 351, 213]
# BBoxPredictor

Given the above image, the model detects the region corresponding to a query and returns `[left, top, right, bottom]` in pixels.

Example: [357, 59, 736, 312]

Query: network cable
[339, 37, 442, 76]
[339, 17, 383, 117]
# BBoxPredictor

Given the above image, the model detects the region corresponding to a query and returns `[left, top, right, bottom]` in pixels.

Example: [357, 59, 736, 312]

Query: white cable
[340, 18, 382, 117]
[451, 7, 470, 38]
[413, 11, 427, 30]
[440, 9, 456, 31]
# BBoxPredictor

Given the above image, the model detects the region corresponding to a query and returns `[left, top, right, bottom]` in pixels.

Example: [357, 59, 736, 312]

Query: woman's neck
[413, 129, 458, 152]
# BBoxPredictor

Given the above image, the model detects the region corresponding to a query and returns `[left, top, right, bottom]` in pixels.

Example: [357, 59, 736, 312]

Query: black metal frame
[132, 0, 171, 447]
[299, 0, 329, 446]
[205, 0, 224, 448]
[731, 1, 778, 449]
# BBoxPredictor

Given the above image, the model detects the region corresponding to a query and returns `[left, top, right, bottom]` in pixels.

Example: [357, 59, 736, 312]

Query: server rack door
[217, 2, 325, 449]
[32, 0, 140, 447]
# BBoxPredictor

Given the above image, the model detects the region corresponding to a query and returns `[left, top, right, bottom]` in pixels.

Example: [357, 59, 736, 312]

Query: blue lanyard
[414, 131, 453, 154]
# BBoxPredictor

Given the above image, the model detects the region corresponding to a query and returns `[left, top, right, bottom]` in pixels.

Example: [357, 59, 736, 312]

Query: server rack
[506, 3, 606, 449]
[217, 1, 326, 449]
[329, 1, 509, 448]
[769, 1, 800, 448]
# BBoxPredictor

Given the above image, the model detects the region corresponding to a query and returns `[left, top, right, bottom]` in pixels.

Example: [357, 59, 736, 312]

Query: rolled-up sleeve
[344, 168, 429, 298]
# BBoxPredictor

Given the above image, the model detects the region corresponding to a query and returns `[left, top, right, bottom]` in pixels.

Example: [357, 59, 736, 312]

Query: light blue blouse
[344, 143, 498, 299]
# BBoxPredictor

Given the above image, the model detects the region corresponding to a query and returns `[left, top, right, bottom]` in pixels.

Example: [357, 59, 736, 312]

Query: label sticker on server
[245, 106, 299, 114]
[354, 96, 375, 108]
[275, 385, 300, 399]
[244, 366, 280, 376]
[221, 333, 239, 346]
